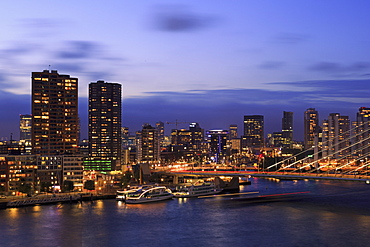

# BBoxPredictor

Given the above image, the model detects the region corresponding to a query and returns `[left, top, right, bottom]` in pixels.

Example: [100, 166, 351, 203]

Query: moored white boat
[124, 186, 173, 204]
[173, 182, 222, 198]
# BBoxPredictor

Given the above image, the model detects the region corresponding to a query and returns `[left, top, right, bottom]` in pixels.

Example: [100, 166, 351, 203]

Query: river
[1, 178, 370, 247]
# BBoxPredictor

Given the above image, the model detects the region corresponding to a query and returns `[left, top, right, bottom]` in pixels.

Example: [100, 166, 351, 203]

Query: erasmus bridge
[170, 120, 370, 183]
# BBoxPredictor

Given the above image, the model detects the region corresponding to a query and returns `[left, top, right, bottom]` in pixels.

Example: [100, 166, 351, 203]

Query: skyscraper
[88, 80, 122, 171]
[31, 70, 79, 155]
[304, 108, 319, 149]
[282, 111, 293, 148]
[243, 115, 264, 148]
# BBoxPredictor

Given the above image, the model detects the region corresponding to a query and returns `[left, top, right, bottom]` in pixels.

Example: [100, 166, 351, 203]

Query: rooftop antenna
[10, 133, 13, 142]
[49, 65, 51, 72]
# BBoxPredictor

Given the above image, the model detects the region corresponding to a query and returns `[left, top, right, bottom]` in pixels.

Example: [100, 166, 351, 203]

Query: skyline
[1, 1, 370, 140]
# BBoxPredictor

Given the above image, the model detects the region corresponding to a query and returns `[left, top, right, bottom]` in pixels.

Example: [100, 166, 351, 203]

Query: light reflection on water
[1, 179, 370, 247]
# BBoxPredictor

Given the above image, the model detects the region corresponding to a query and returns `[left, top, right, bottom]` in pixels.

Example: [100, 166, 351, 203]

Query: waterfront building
[304, 108, 319, 149]
[282, 111, 293, 148]
[88, 80, 122, 171]
[31, 70, 79, 155]
[321, 113, 350, 159]
[242, 115, 264, 150]
[0, 155, 37, 194]
[62, 156, 84, 191]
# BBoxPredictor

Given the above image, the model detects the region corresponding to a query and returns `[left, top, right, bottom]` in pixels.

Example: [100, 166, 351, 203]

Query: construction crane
[166, 120, 191, 128]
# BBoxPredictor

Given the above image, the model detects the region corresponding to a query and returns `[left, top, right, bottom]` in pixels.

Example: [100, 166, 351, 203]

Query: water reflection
[1, 179, 370, 246]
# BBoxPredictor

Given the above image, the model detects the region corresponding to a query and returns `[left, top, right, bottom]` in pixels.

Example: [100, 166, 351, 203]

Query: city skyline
[1, 1, 370, 140]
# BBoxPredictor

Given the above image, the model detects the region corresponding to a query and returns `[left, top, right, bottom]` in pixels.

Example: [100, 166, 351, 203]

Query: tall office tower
[137, 124, 160, 162]
[88, 80, 122, 171]
[243, 115, 264, 148]
[31, 70, 79, 155]
[229, 124, 238, 139]
[353, 107, 370, 157]
[156, 121, 165, 148]
[206, 129, 229, 163]
[20, 114, 32, 141]
[282, 111, 293, 148]
[304, 108, 319, 149]
[322, 113, 350, 159]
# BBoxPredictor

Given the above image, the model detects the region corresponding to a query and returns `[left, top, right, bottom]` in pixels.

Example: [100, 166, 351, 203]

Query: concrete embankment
[1, 193, 116, 209]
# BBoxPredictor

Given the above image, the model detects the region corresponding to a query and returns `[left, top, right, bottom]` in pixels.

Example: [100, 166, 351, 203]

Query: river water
[1, 178, 370, 247]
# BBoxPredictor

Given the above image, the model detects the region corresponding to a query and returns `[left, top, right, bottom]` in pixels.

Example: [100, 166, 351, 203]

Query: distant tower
[20, 114, 32, 141]
[304, 108, 319, 149]
[31, 70, 79, 155]
[229, 124, 238, 139]
[282, 111, 293, 148]
[88, 80, 122, 171]
[243, 115, 264, 148]
[156, 121, 165, 148]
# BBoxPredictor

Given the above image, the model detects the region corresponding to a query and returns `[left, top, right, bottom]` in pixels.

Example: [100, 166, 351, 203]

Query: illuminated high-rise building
[88, 80, 122, 171]
[207, 129, 229, 163]
[282, 111, 293, 148]
[31, 70, 79, 155]
[322, 113, 350, 159]
[243, 115, 264, 148]
[137, 124, 159, 162]
[304, 108, 319, 149]
[352, 107, 370, 157]
[156, 121, 165, 148]
[170, 122, 204, 159]
[20, 114, 32, 141]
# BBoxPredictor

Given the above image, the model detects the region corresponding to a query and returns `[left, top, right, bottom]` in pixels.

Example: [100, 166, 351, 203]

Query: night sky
[1, 1, 370, 141]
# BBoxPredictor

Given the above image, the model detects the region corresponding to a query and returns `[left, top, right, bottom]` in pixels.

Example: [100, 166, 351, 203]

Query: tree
[40, 182, 53, 193]
[63, 180, 74, 192]
[121, 171, 133, 188]
[18, 183, 32, 195]
[84, 180, 95, 191]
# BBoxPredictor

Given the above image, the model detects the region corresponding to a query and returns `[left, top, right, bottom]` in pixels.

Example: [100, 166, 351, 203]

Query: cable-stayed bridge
[169, 120, 370, 183]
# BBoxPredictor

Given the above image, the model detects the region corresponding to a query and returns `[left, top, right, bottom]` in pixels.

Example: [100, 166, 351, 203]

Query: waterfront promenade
[0, 192, 116, 209]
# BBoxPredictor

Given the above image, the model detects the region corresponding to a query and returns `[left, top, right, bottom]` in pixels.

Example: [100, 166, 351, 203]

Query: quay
[0, 193, 116, 209]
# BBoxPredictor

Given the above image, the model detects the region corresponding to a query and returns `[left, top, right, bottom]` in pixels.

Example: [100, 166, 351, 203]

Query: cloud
[150, 5, 217, 32]
[258, 61, 285, 70]
[273, 32, 309, 44]
[57, 41, 99, 59]
[309, 62, 370, 75]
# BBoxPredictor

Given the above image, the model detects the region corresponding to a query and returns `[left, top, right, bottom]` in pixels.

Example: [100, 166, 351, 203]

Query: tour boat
[172, 182, 222, 198]
[123, 186, 174, 204]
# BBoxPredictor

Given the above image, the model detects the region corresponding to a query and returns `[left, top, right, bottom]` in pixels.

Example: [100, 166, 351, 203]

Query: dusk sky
[1, 1, 370, 141]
